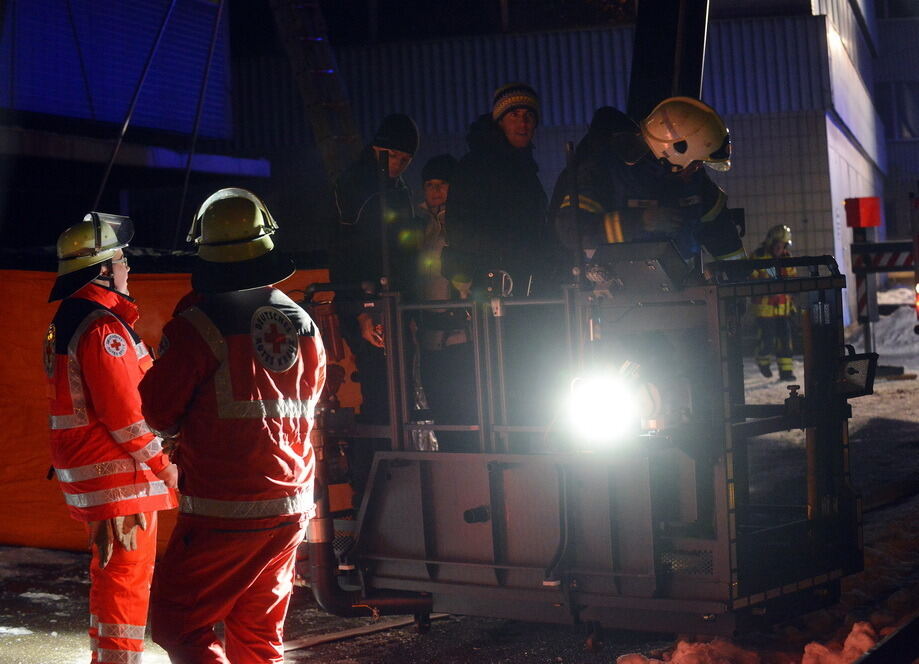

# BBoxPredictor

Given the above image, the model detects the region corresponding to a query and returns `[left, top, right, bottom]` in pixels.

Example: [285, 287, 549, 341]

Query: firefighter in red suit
[139, 188, 326, 664]
[45, 212, 178, 664]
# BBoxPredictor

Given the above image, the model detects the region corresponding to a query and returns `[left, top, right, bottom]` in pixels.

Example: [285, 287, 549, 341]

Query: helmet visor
[81, 212, 134, 257]
[705, 134, 732, 171]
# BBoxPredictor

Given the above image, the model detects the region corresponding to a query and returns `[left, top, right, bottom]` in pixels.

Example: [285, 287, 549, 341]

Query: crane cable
[92, 0, 178, 211]
[173, 0, 225, 250]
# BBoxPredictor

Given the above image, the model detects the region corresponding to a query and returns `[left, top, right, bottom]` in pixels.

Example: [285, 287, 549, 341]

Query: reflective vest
[751, 248, 797, 317]
[139, 287, 325, 520]
[45, 283, 177, 522]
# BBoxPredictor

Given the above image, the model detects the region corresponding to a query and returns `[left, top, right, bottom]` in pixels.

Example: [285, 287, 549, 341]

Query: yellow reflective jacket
[751, 247, 797, 317]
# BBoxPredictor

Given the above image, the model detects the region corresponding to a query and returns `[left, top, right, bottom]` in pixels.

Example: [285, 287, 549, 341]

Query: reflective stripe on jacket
[751, 248, 797, 317]
[139, 287, 326, 519]
[45, 283, 177, 522]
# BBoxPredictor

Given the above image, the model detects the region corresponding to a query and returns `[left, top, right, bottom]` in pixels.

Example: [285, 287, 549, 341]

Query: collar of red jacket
[71, 282, 140, 326]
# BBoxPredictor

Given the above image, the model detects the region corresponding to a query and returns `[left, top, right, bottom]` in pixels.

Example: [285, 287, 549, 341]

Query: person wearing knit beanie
[371, 113, 419, 178]
[490, 82, 539, 149]
[491, 82, 540, 123]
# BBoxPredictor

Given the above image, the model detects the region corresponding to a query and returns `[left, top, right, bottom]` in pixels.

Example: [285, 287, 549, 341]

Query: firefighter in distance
[751, 224, 798, 381]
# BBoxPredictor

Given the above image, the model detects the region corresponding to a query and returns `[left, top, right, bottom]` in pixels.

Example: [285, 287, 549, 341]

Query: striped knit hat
[491, 82, 540, 123]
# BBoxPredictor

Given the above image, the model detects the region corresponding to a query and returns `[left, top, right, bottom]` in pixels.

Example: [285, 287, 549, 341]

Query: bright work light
[565, 374, 639, 445]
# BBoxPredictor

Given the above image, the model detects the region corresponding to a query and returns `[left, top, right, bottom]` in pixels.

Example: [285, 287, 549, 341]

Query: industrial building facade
[334, 0, 916, 323]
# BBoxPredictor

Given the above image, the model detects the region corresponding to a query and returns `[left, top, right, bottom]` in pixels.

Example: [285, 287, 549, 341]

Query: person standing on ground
[45, 212, 178, 664]
[139, 188, 326, 663]
[751, 224, 798, 381]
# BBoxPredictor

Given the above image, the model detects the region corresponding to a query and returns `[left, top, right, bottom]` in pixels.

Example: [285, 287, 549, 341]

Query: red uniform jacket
[139, 287, 325, 520]
[45, 283, 177, 522]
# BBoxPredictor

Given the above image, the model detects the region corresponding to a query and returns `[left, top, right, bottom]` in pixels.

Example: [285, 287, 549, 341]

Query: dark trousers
[349, 338, 390, 424]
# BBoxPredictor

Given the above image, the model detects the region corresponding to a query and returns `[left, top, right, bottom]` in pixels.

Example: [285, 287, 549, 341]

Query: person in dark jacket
[415, 153, 476, 450]
[442, 84, 564, 441]
[443, 82, 558, 299]
[551, 99, 745, 274]
[330, 113, 422, 423]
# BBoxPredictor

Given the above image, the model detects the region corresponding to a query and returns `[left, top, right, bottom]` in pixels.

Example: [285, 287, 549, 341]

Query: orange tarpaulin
[0, 267, 353, 553]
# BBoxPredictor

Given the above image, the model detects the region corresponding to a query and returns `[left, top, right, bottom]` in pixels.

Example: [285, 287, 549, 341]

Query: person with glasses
[44, 212, 178, 664]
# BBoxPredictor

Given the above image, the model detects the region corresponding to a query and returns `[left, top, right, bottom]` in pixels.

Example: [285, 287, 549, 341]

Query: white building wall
[709, 112, 832, 258]
[824, 17, 887, 173]
[812, 0, 877, 90]
[826, 116, 887, 322]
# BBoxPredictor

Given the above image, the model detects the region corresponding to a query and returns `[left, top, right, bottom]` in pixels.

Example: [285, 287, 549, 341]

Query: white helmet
[641, 97, 732, 172]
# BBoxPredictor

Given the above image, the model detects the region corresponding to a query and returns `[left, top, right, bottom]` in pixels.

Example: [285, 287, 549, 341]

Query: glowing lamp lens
[566, 375, 638, 445]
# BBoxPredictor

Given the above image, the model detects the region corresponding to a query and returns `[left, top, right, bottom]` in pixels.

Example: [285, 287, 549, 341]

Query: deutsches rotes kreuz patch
[252, 306, 299, 372]
[104, 333, 128, 357]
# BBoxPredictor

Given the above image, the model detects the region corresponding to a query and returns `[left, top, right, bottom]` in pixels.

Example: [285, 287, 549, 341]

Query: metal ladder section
[268, 0, 362, 182]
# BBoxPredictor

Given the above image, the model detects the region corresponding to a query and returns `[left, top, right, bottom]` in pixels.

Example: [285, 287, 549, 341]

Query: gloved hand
[88, 513, 148, 568]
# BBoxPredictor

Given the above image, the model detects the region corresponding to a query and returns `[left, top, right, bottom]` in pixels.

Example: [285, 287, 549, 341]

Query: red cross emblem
[264, 324, 287, 353]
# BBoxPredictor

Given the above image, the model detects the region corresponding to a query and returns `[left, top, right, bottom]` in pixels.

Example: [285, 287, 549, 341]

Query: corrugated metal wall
[336, 16, 836, 138]
[875, 18, 919, 81]
[812, 0, 877, 89]
[826, 18, 887, 171]
[827, 115, 886, 321]
[0, 0, 232, 138]
[332, 15, 845, 215]
[225, 9, 895, 286]
[875, 18, 919, 238]
[704, 17, 831, 114]
[337, 26, 634, 140]
[231, 54, 312, 151]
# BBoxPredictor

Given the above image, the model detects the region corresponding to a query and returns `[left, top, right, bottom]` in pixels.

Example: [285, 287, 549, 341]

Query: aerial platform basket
[312, 248, 872, 635]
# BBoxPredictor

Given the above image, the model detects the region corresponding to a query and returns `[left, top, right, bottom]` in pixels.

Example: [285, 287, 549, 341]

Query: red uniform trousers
[88, 512, 158, 664]
[150, 513, 306, 664]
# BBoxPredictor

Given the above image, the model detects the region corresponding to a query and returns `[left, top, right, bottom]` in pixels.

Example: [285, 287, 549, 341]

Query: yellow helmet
[187, 188, 278, 263]
[641, 97, 731, 172]
[765, 224, 792, 247]
[187, 188, 295, 293]
[49, 213, 134, 301]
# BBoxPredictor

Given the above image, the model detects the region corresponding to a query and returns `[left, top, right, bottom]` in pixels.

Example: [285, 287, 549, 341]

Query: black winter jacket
[551, 127, 743, 262]
[331, 147, 420, 294]
[443, 114, 558, 296]
[330, 146, 421, 339]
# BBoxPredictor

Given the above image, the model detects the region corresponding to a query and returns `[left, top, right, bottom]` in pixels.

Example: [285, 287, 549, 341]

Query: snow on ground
[850, 286, 919, 370]
[607, 292, 919, 664]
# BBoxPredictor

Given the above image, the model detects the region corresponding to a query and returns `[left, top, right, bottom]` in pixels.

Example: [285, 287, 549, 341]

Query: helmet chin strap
[92, 261, 128, 296]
